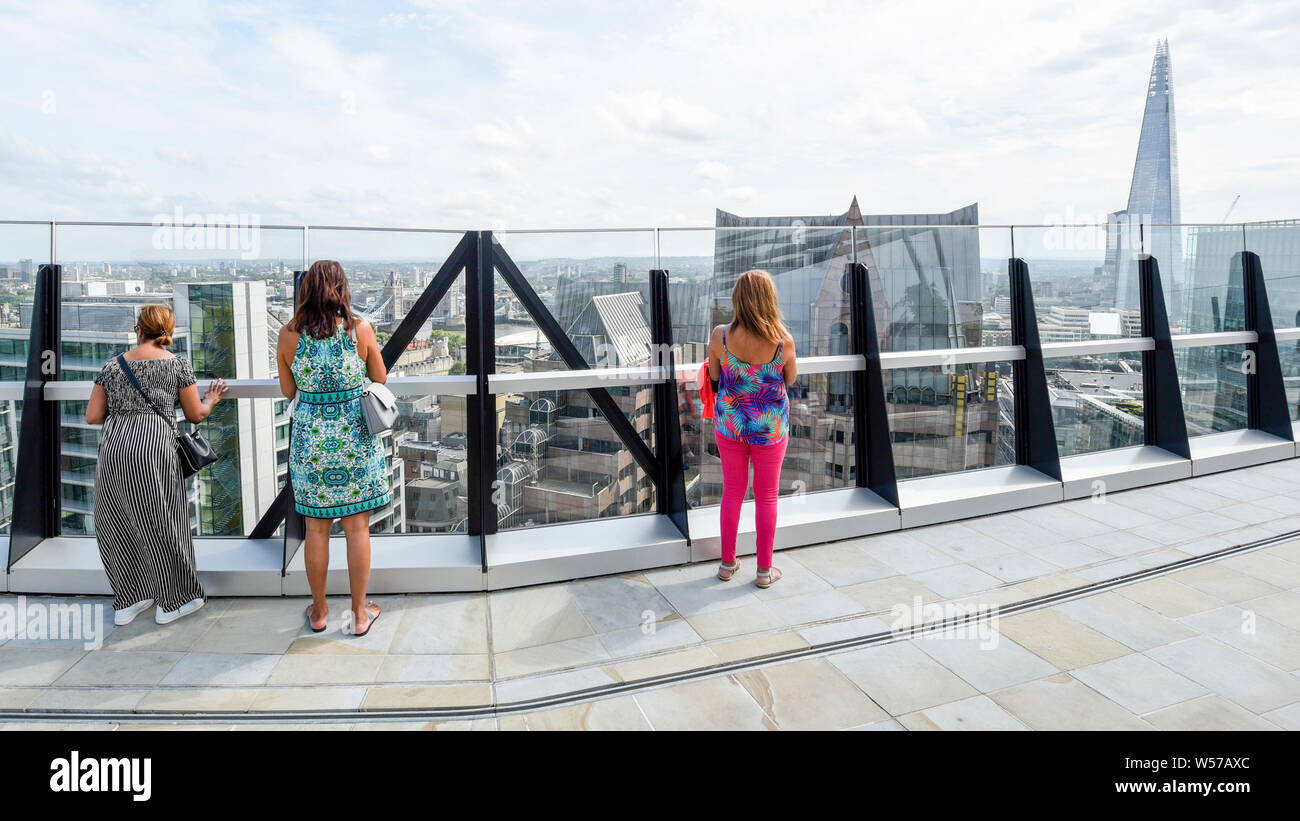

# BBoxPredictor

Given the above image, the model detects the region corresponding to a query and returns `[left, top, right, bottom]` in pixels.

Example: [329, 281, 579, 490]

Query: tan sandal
[717, 560, 740, 581]
[756, 567, 783, 589]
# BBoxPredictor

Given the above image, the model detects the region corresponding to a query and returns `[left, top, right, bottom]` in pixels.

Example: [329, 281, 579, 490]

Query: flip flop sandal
[717, 560, 741, 581]
[350, 603, 381, 637]
[305, 604, 327, 633]
[756, 567, 783, 589]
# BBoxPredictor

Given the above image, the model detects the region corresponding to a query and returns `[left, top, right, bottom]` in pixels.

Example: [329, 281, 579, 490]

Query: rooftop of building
[2, 458, 1299, 729]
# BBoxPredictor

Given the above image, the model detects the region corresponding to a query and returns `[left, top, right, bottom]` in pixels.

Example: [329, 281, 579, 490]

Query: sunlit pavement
[3, 459, 1300, 730]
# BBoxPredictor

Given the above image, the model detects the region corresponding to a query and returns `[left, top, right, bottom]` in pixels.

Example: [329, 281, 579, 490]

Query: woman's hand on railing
[203, 379, 229, 408]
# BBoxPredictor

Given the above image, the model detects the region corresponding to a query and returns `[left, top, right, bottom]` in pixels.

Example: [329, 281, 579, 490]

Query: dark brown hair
[288, 260, 357, 340]
[136, 304, 176, 347]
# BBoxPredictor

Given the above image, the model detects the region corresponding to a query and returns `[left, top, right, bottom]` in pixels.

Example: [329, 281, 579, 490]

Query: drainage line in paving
[3, 528, 1295, 725]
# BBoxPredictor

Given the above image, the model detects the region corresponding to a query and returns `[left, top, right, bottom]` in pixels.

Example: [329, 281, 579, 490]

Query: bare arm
[782, 336, 798, 387]
[707, 324, 724, 384]
[178, 379, 228, 423]
[355, 320, 387, 384]
[276, 326, 299, 399]
[85, 384, 108, 425]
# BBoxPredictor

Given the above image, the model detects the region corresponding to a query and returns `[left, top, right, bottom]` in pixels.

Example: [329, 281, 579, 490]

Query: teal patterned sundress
[289, 322, 391, 518]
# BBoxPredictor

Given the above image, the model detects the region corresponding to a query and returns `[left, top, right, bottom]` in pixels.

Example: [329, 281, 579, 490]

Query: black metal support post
[491, 241, 659, 481]
[1139, 254, 1191, 458]
[1008, 258, 1061, 480]
[280, 269, 306, 571]
[464, 231, 496, 572]
[649, 269, 689, 542]
[1240, 251, 1293, 440]
[847, 262, 898, 506]
[9, 264, 62, 570]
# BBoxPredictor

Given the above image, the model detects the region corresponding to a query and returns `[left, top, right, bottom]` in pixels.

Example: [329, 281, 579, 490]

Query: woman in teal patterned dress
[276, 260, 389, 637]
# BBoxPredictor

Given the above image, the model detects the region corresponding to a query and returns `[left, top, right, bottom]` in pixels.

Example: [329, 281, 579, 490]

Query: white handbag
[361, 381, 398, 434]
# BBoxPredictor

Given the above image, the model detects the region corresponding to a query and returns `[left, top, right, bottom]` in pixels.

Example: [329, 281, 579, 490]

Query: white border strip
[1170, 331, 1258, 349]
[44, 374, 478, 401]
[490, 366, 667, 393]
[1041, 337, 1155, 357]
[878, 344, 1024, 369]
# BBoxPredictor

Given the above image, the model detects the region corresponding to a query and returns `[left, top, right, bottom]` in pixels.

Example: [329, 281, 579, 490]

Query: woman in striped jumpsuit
[86, 304, 228, 627]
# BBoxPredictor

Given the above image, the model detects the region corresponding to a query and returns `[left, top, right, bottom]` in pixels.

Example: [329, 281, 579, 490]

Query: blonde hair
[730, 269, 789, 345]
[136, 304, 176, 347]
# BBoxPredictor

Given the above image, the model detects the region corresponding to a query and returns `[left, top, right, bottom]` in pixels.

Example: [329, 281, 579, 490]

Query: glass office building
[1107, 40, 1183, 310]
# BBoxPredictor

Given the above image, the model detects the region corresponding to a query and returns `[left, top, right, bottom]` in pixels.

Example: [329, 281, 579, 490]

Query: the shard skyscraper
[1108, 40, 1183, 312]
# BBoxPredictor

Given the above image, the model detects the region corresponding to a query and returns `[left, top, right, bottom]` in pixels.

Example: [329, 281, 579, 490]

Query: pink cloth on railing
[697, 361, 715, 419]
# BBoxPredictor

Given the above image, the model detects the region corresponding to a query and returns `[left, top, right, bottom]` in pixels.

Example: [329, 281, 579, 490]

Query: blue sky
[1, 0, 1297, 231]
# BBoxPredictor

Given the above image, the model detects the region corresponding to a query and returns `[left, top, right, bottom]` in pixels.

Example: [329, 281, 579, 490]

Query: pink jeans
[715, 432, 789, 569]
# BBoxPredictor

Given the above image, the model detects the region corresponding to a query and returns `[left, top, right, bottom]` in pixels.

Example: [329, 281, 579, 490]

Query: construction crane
[1222, 194, 1241, 223]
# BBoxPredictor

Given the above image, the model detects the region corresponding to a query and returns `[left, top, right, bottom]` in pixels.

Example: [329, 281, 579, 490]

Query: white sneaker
[114, 598, 154, 626]
[155, 597, 205, 625]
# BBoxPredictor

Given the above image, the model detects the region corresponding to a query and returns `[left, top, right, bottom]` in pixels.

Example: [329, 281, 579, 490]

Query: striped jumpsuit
[92, 356, 205, 612]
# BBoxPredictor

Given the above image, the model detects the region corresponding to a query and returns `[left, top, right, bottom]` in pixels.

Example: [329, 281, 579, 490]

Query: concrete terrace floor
[3, 459, 1300, 730]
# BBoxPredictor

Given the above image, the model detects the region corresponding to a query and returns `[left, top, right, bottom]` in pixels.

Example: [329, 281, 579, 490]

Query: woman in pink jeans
[709, 269, 797, 588]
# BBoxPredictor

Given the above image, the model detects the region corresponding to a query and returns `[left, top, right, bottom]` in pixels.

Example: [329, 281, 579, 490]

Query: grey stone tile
[159, 653, 280, 687]
[596, 616, 703, 657]
[1055, 592, 1197, 651]
[910, 522, 1018, 560]
[1260, 701, 1300, 730]
[786, 542, 896, 587]
[266, 654, 384, 686]
[566, 575, 675, 633]
[375, 654, 490, 683]
[1243, 590, 1300, 632]
[988, 673, 1151, 730]
[1071, 653, 1208, 715]
[1146, 636, 1300, 714]
[511, 696, 650, 731]
[0, 648, 87, 686]
[1031, 541, 1113, 570]
[493, 635, 611, 678]
[910, 564, 1003, 599]
[1143, 694, 1282, 730]
[797, 614, 891, 645]
[828, 641, 978, 715]
[389, 594, 488, 655]
[970, 551, 1059, 584]
[489, 586, 594, 653]
[967, 515, 1067, 551]
[56, 651, 183, 687]
[858, 531, 955, 575]
[758, 589, 865, 626]
[495, 667, 618, 704]
[643, 562, 762, 616]
[913, 633, 1057, 692]
[1012, 505, 1115, 538]
[102, 598, 231, 652]
[189, 598, 310, 655]
[900, 694, 1030, 730]
[635, 676, 770, 730]
[734, 658, 889, 730]
[1077, 530, 1162, 557]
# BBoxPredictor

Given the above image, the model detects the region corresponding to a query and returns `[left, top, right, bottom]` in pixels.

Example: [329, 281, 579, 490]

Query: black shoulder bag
[116, 354, 218, 478]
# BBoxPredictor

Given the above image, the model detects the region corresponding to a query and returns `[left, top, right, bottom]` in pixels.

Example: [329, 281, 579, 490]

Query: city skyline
[1, 2, 1297, 230]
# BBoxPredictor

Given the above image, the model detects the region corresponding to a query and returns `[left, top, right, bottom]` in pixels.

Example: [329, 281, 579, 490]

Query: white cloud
[694, 160, 733, 186]
[0, 0, 1296, 230]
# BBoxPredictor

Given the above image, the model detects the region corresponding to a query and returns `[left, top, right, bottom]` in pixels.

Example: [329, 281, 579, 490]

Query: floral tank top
[715, 328, 790, 445]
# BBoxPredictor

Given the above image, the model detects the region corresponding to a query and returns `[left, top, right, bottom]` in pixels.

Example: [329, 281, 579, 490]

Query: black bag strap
[115, 354, 179, 432]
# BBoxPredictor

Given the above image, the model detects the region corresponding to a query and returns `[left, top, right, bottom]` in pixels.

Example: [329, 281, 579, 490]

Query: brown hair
[730, 269, 789, 345]
[136, 304, 176, 347]
[288, 260, 357, 340]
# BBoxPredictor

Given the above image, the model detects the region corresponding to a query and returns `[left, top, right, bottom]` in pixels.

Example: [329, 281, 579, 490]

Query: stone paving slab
[3, 460, 1300, 729]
